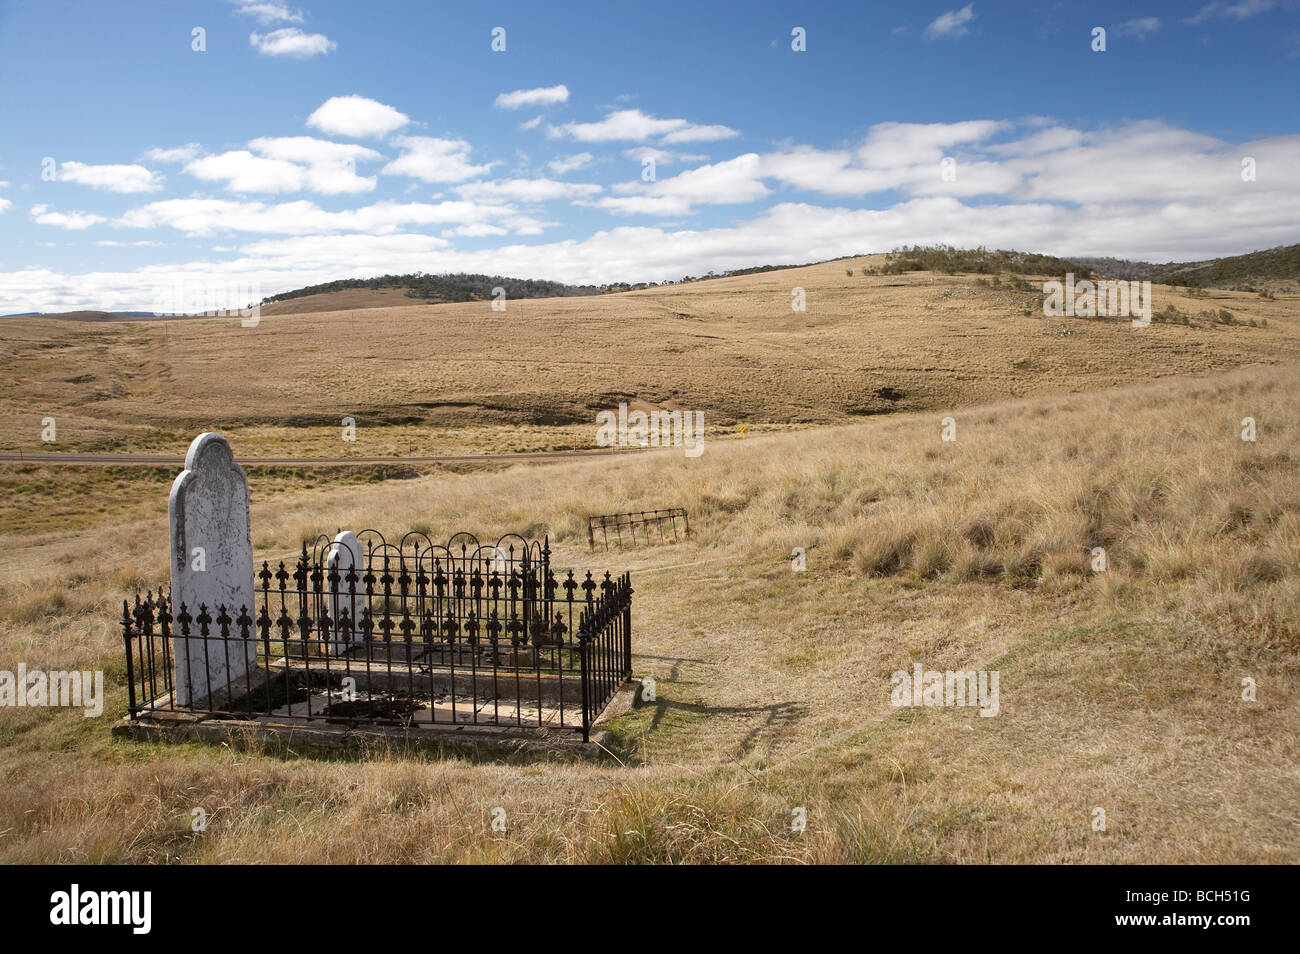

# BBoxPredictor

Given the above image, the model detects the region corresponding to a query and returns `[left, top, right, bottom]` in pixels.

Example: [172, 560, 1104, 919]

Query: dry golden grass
[258, 286, 434, 316]
[2, 255, 1297, 459]
[0, 355, 1295, 863]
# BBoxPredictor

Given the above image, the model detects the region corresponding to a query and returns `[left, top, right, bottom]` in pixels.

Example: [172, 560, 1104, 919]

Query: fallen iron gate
[587, 507, 690, 550]
[121, 533, 632, 742]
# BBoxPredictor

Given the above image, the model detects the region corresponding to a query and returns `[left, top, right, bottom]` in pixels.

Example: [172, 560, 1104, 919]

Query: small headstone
[168, 432, 257, 707]
[325, 530, 364, 655]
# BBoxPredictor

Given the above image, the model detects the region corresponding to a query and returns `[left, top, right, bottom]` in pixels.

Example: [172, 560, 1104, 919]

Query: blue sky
[0, 0, 1297, 312]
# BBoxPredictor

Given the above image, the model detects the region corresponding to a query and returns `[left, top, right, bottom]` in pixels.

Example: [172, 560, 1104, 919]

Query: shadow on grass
[602, 692, 807, 765]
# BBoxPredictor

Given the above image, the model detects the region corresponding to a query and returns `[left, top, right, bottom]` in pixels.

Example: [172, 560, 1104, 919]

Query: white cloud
[761, 146, 892, 196]
[382, 136, 493, 183]
[185, 151, 305, 193]
[591, 195, 694, 217]
[1116, 17, 1161, 37]
[1186, 1, 1276, 24]
[662, 123, 741, 144]
[0, 197, 12, 215]
[301, 163, 378, 194]
[520, 116, 543, 131]
[230, 1, 304, 24]
[239, 232, 450, 267]
[30, 204, 106, 229]
[857, 119, 1008, 167]
[604, 154, 769, 214]
[8, 170, 1300, 313]
[250, 27, 335, 57]
[9, 114, 1300, 312]
[753, 120, 1300, 212]
[986, 126, 1083, 156]
[183, 140, 382, 194]
[249, 136, 382, 193]
[307, 95, 409, 138]
[248, 136, 381, 165]
[443, 223, 509, 238]
[546, 152, 594, 175]
[655, 155, 767, 202]
[494, 85, 570, 110]
[96, 239, 166, 247]
[114, 197, 516, 236]
[757, 121, 1011, 198]
[457, 178, 601, 202]
[551, 109, 739, 143]
[622, 146, 708, 165]
[1004, 123, 1244, 203]
[499, 214, 554, 235]
[924, 4, 976, 40]
[143, 144, 202, 163]
[59, 161, 162, 193]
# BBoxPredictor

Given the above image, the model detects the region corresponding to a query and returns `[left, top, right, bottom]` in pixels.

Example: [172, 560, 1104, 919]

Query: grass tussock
[0, 753, 932, 864]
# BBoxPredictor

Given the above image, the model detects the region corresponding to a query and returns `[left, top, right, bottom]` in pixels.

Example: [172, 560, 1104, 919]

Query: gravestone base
[111, 677, 642, 756]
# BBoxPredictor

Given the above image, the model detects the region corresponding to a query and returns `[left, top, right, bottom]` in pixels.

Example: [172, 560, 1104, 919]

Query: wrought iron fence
[587, 507, 690, 550]
[121, 533, 632, 742]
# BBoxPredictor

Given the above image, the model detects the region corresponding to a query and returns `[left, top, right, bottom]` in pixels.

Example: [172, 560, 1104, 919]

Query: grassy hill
[259, 286, 433, 316]
[1, 252, 1295, 469]
[1078, 243, 1300, 290]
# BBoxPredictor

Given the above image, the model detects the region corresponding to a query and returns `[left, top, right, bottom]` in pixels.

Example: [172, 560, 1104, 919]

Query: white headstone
[168, 432, 257, 707]
[325, 530, 364, 655]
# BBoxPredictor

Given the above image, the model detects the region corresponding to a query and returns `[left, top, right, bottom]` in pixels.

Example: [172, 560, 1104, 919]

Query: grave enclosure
[587, 507, 690, 550]
[118, 433, 634, 746]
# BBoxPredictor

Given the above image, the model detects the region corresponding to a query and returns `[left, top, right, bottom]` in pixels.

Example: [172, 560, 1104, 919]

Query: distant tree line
[873, 245, 1096, 280]
[875, 243, 1298, 290]
[260, 243, 1300, 305]
[261, 272, 607, 304]
[1075, 244, 1299, 291]
[261, 265, 836, 304]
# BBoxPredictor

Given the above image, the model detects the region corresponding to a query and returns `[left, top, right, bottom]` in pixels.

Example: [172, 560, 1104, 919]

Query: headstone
[325, 530, 364, 655]
[168, 432, 257, 707]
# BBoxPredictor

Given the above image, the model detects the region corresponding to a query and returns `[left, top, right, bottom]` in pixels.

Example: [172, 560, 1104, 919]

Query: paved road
[0, 447, 650, 466]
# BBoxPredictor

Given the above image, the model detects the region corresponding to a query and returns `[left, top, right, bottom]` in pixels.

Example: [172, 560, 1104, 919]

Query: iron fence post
[579, 621, 591, 743]
[121, 600, 137, 718]
[623, 575, 632, 677]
